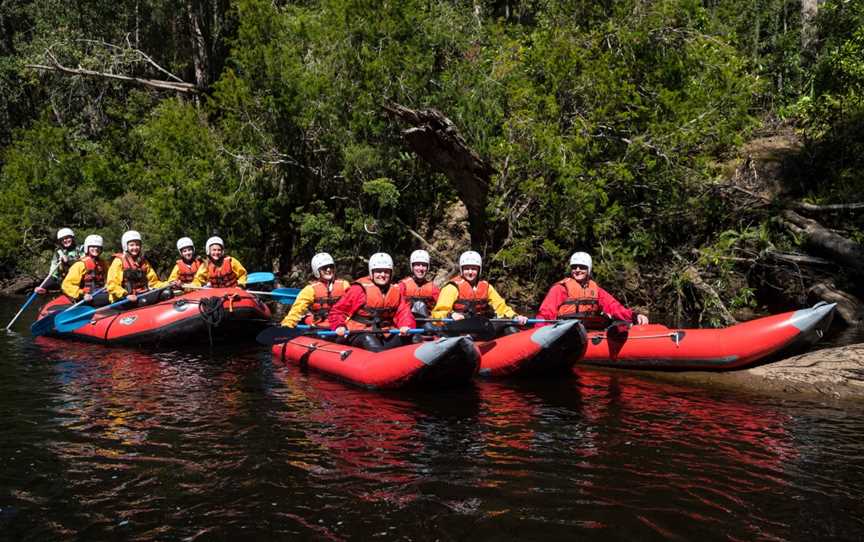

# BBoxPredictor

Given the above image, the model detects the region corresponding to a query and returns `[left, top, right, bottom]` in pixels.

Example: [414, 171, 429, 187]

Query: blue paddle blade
[30, 313, 58, 336]
[54, 306, 98, 333]
[246, 272, 275, 285]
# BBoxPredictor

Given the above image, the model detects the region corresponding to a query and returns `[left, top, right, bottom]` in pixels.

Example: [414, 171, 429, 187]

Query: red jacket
[535, 281, 634, 327]
[328, 283, 417, 330]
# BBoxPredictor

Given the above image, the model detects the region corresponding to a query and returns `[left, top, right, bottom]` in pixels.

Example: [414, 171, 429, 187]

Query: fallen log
[780, 210, 864, 273]
[383, 102, 495, 247]
[808, 283, 863, 324]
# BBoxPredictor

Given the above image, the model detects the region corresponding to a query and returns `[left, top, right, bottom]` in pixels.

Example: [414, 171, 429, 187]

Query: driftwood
[808, 283, 863, 324]
[793, 201, 864, 212]
[780, 210, 864, 273]
[383, 103, 495, 247]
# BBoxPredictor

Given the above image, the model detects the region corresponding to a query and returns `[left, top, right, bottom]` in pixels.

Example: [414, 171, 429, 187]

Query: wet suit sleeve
[597, 287, 635, 323]
[534, 284, 567, 327]
[431, 284, 458, 320]
[393, 295, 417, 329]
[327, 285, 365, 330]
[106, 258, 127, 302]
[487, 285, 517, 319]
[232, 259, 248, 286]
[167, 264, 181, 283]
[61, 261, 86, 300]
[191, 263, 209, 287]
[280, 285, 315, 328]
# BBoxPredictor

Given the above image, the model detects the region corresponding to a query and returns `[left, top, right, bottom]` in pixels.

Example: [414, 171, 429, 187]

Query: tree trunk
[186, 0, 209, 89]
[383, 103, 495, 248]
[801, 0, 820, 54]
[781, 210, 864, 274]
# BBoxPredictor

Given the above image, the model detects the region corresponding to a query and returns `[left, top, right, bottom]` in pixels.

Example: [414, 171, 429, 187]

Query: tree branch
[26, 62, 199, 94]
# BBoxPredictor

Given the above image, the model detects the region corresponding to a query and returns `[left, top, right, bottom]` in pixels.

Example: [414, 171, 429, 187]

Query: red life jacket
[80, 255, 107, 292]
[175, 257, 202, 284]
[207, 257, 237, 288]
[115, 252, 151, 294]
[557, 278, 607, 329]
[303, 279, 348, 326]
[399, 276, 439, 311]
[448, 276, 490, 317]
[346, 276, 402, 331]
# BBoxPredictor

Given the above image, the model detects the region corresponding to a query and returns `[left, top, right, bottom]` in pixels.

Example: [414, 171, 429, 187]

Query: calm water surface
[1, 299, 863, 541]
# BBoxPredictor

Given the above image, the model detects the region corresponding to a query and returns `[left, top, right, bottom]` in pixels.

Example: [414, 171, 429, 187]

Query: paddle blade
[54, 306, 98, 333]
[30, 313, 57, 337]
[270, 288, 299, 305]
[246, 272, 275, 285]
[442, 317, 497, 341]
[256, 325, 306, 345]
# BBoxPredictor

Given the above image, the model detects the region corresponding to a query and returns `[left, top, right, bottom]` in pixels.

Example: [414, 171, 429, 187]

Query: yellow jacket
[106, 257, 167, 301]
[280, 279, 351, 328]
[431, 282, 517, 320]
[191, 257, 248, 288]
[61, 261, 88, 300]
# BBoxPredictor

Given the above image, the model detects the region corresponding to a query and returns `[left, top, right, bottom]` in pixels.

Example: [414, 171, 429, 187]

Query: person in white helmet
[431, 250, 529, 333]
[36, 227, 84, 294]
[106, 230, 168, 303]
[329, 252, 416, 352]
[398, 249, 440, 318]
[535, 251, 648, 328]
[60, 234, 109, 306]
[167, 237, 202, 286]
[191, 236, 248, 288]
[280, 252, 350, 328]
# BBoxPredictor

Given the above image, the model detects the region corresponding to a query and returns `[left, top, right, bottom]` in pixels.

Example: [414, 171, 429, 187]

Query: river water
[1, 299, 863, 541]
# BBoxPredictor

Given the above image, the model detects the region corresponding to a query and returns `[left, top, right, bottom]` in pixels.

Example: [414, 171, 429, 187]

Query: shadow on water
[0, 303, 862, 540]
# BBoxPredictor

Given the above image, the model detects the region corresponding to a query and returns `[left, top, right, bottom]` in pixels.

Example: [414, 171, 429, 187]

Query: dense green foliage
[1, 0, 862, 320]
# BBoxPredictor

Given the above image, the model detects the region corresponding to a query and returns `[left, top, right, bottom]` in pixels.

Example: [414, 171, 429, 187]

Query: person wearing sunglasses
[535, 251, 648, 329]
[280, 252, 350, 329]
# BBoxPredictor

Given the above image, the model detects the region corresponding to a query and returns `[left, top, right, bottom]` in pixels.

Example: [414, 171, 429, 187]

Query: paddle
[5, 260, 61, 331]
[420, 318, 562, 325]
[183, 285, 299, 305]
[245, 272, 276, 285]
[30, 287, 107, 337]
[54, 285, 172, 333]
[257, 326, 428, 345]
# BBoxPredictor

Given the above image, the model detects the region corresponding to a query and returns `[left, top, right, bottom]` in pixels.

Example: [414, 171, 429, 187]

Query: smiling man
[329, 252, 416, 352]
[535, 251, 649, 329]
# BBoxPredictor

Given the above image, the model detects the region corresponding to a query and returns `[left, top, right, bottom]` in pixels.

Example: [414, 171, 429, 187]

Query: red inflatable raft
[580, 302, 835, 370]
[476, 320, 587, 378]
[36, 287, 271, 346]
[271, 336, 480, 390]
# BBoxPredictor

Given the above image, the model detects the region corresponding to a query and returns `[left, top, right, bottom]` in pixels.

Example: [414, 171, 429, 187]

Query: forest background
[1, 0, 862, 326]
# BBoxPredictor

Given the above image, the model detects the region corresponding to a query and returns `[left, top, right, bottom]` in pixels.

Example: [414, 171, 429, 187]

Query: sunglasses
[320, 265, 335, 270]
[571, 264, 589, 271]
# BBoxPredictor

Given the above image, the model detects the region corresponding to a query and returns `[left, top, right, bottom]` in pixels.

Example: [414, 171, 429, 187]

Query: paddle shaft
[5, 259, 61, 331]
[417, 317, 560, 324]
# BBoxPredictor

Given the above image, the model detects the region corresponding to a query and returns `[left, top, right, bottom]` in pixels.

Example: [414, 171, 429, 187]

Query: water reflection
[0, 327, 859, 540]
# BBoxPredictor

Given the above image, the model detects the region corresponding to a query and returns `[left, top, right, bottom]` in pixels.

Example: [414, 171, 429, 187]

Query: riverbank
[581, 342, 864, 401]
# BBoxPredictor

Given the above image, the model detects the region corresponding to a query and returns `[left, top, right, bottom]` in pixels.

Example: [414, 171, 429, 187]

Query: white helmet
[121, 230, 142, 251]
[311, 252, 335, 278]
[176, 237, 194, 253]
[83, 234, 103, 250]
[206, 236, 224, 253]
[459, 250, 483, 272]
[409, 249, 430, 266]
[368, 252, 394, 274]
[57, 227, 75, 240]
[569, 251, 592, 274]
